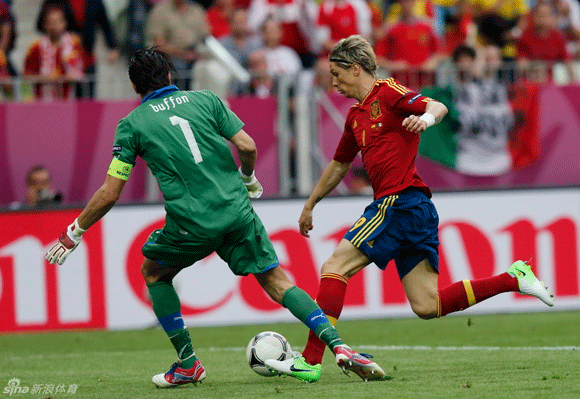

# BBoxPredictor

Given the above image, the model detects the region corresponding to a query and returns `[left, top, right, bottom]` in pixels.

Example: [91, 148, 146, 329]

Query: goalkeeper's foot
[152, 360, 206, 388]
[334, 345, 386, 382]
[264, 355, 321, 383]
[507, 260, 554, 306]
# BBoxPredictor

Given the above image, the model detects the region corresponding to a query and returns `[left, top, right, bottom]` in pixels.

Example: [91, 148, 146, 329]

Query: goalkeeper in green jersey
[45, 49, 385, 387]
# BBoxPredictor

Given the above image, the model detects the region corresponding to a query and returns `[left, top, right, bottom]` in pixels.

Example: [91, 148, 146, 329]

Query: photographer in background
[10, 165, 63, 210]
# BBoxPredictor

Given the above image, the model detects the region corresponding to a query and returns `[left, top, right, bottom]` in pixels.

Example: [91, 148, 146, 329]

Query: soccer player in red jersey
[266, 35, 554, 382]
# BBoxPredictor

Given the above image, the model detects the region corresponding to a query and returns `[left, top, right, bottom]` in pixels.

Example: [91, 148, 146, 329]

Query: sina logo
[3, 378, 29, 396]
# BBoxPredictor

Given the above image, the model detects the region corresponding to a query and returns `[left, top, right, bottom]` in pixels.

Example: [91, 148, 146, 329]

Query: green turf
[1, 311, 579, 399]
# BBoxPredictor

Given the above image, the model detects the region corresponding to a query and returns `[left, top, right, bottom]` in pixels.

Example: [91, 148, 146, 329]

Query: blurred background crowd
[0, 0, 577, 102]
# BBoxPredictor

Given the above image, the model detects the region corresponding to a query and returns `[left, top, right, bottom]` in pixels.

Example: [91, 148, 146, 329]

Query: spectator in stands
[375, 0, 441, 89]
[314, 0, 372, 91]
[10, 165, 63, 209]
[366, 0, 384, 44]
[25, 4, 85, 100]
[247, 0, 318, 68]
[249, 17, 302, 96]
[122, 0, 153, 59]
[220, 8, 262, 94]
[452, 45, 514, 176]
[471, 0, 528, 61]
[147, 0, 209, 90]
[36, 0, 79, 33]
[549, 0, 580, 58]
[36, 0, 120, 98]
[208, 0, 235, 39]
[517, 2, 574, 83]
[442, 0, 476, 56]
[0, 0, 16, 98]
[384, 0, 434, 26]
[0, 1, 15, 76]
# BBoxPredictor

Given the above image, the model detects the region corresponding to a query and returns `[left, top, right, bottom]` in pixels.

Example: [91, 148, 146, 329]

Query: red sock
[302, 273, 348, 365]
[438, 273, 519, 317]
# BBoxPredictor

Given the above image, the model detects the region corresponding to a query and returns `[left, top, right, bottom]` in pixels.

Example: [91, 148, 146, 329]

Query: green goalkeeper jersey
[110, 86, 253, 241]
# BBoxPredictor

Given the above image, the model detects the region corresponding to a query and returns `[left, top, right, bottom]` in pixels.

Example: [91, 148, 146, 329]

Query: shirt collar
[141, 85, 180, 103]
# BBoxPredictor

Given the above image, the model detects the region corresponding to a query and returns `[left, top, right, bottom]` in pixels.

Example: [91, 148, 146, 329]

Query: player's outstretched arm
[403, 100, 448, 134]
[299, 160, 351, 237]
[230, 129, 263, 198]
[45, 175, 126, 265]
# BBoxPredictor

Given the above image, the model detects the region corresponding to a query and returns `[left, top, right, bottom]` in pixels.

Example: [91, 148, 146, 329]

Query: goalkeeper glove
[45, 218, 86, 265]
[239, 167, 263, 198]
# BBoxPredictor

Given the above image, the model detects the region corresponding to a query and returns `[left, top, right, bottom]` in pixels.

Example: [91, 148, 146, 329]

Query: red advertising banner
[0, 210, 106, 332]
[1, 188, 578, 333]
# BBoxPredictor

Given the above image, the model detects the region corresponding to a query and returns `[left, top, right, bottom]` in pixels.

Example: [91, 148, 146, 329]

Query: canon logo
[0, 193, 578, 333]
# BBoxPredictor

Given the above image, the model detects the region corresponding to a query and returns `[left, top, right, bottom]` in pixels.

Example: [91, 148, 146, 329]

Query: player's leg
[301, 238, 371, 366]
[219, 212, 383, 381]
[142, 257, 206, 387]
[141, 229, 216, 387]
[255, 265, 385, 382]
[401, 258, 554, 320]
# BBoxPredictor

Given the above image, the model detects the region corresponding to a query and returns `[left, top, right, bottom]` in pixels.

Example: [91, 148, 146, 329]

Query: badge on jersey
[370, 100, 382, 120]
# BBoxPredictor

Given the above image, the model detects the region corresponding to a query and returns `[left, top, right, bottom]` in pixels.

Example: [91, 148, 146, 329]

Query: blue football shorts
[343, 187, 440, 280]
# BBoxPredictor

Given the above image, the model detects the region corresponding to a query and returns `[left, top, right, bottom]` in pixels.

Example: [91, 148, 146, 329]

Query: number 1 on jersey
[169, 115, 203, 163]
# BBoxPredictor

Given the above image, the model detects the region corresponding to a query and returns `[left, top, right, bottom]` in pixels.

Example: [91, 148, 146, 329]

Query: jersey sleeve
[333, 114, 360, 163]
[382, 78, 433, 115]
[209, 91, 245, 139]
[108, 118, 139, 180]
[111, 118, 139, 165]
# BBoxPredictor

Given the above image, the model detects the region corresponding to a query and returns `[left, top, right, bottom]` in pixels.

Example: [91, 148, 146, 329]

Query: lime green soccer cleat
[508, 260, 554, 306]
[264, 355, 322, 383]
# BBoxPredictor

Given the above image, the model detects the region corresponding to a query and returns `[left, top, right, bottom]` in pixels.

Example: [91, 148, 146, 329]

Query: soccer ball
[246, 331, 293, 376]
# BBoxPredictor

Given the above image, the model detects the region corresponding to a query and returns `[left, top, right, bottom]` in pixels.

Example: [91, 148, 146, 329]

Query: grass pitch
[1, 311, 579, 399]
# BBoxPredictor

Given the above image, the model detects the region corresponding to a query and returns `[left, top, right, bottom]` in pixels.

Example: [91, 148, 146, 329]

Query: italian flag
[418, 82, 540, 172]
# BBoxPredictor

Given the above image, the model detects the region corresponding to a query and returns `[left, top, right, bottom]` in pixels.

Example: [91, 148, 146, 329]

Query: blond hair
[329, 35, 377, 77]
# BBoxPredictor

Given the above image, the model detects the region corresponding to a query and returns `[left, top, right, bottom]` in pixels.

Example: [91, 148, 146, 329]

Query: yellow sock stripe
[327, 315, 338, 326]
[437, 296, 441, 318]
[350, 197, 389, 247]
[351, 196, 397, 247]
[462, 280, 477, 307]
[321, 273, 348, 285]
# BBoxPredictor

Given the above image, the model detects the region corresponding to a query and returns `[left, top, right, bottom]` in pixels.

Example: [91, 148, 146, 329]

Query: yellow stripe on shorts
[351, 195, 397, 247]
[462, 280, 476, 306]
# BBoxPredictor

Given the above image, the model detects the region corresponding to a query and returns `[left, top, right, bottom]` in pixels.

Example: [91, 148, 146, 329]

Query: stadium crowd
[0, 0, 578, 101]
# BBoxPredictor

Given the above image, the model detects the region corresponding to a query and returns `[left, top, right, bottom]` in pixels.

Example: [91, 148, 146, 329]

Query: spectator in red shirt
[36, 0, 120, 98]
[207, 0, 235, 38]
[314, 0, 372, 91]
[0, 1, 15, 78]
[375, 0, 442, 89]
[517, 2, 574, 83]
[25, 4, 85, 99]
[247, 0, 319, 67]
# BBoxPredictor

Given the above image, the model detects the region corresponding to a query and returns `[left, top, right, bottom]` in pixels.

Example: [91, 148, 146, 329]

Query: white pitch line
[202, 345, 580, 352]
[358, 345, 580, 351]
[5, 345, 579, 361]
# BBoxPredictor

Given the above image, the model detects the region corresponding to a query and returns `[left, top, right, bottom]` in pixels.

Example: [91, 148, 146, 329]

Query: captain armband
[107, 157, 133, 180]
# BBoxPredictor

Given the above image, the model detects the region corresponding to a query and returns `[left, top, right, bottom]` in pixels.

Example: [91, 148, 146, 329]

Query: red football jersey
[374, 20, 439, 66]
[333, 78, 433, 199]
[207, 7, 231, 39]
[516, 27, 569, 62]
[318, 0, 360, 42]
